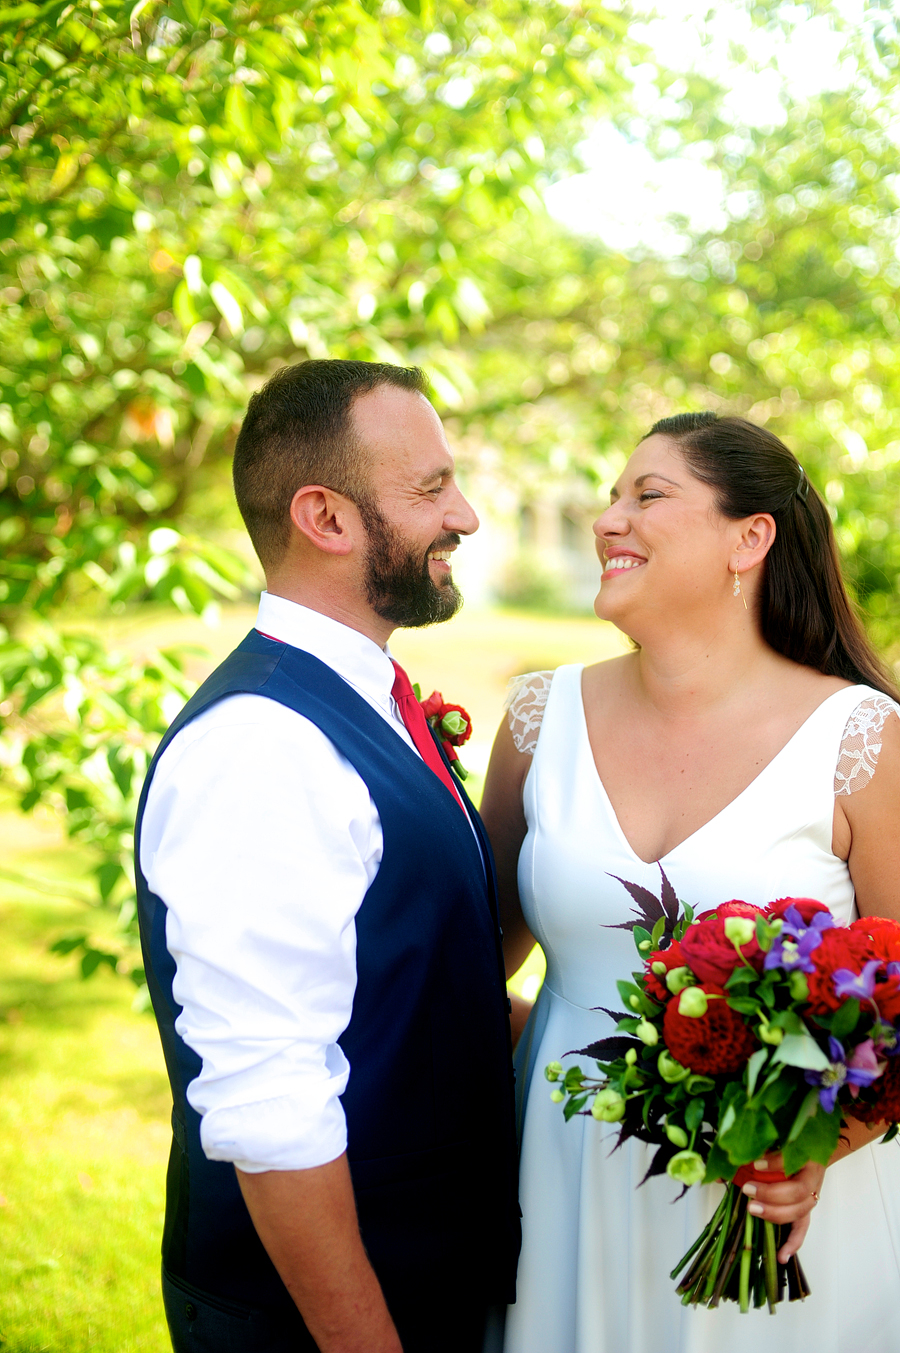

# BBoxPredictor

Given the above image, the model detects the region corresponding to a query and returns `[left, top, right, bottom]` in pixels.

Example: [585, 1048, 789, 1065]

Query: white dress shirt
[139, 592, 421, 1173]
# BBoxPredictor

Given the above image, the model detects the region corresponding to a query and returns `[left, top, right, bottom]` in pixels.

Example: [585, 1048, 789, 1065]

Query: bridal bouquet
[547, 873, 900, 1313]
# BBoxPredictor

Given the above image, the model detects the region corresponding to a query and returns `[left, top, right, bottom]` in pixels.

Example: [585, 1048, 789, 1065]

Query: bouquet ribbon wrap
[732, 1165, 788, 1189]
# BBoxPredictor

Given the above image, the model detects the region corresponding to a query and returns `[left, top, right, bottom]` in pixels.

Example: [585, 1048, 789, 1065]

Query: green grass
[0, 826, 170, 1353]
[0, 604, 627, 1349]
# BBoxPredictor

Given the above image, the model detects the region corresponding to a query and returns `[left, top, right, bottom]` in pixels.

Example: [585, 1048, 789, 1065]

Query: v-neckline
[574, 670, 854, 866]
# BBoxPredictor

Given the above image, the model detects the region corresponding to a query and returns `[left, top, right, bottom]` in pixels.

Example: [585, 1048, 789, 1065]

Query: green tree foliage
[0, 0, 632, 989]
[449, 7, 900, 649]
[3, 0, 899, 991]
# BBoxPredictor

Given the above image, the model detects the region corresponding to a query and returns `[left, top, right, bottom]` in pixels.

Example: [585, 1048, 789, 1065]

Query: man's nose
[445, 485, 479, 536]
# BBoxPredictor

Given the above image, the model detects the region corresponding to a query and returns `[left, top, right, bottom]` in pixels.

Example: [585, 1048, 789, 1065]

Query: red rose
[662, 985, 759, 1075]
[420, 690, 445, 719]
[643, 939, 687, 1002]
[420, 692, 473, 747]
[696, 901, 762, 921]
[436, 701, 473, 747]
[767, 897, 832, 924]
[806, 927, 873, 1015]
[680, 915, 763, 986]
[853, 1055, 900, 1125]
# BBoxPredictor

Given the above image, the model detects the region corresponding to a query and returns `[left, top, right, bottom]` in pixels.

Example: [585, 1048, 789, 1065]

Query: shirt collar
[255, 592, 396, 706]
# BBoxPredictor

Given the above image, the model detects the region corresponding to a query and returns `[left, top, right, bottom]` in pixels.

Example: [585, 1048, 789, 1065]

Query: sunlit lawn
[0, 604, 627, 1350]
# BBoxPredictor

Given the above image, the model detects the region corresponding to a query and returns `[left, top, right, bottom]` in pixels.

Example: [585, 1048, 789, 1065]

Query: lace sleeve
[503, 671, 554, 755]
[834, 695, 900, 795]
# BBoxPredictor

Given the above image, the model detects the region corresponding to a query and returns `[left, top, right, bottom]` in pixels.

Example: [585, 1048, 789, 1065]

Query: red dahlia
[852, 1056, 900, 1126]
[662, 985, 758, 1076]
[643, 939, 687, 1002]
[851, 915, 900, 965]
[806, 927, 873, 1015]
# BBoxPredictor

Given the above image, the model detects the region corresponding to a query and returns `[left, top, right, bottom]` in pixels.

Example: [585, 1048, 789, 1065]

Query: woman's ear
[733, 513, 776, 571]
[288, 485, 360, 556]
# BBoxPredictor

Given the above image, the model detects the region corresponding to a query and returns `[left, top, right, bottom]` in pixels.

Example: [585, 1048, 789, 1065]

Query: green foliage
[0, 0, 629, 623]
[0, 0, 633, 983]
[0, 624, 194, 991]
[3, 0, 900, 992]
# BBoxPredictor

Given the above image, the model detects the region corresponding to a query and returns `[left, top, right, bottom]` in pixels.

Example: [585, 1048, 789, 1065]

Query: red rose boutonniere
[416, 688, 473, 781]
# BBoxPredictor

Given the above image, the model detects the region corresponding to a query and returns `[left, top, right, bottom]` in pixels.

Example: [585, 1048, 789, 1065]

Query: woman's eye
[639, 490, 664, 503]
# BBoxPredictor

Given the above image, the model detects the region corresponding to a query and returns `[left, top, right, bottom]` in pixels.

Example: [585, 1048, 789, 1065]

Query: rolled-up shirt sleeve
[139, 693, 382, 1173]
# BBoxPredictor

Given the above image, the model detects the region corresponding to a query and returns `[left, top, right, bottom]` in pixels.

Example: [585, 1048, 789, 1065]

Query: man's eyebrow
[609, 472, 682, 499]
[418, 464, 453, 487]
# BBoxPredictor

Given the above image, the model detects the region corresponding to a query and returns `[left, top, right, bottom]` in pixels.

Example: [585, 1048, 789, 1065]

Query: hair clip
[796, 465, 810, 502]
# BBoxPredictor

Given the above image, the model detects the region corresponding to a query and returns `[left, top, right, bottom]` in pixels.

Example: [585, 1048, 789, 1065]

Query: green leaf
[746, 1047, 769, 1099]
[563, 1094, 588, 1121]
[719, 1102, 778, 1166]
[49, 932, 87, 956]
[684, 1096, 705, 1132]
[703, 1141, 737, 1185]
[727, 995, 763, 1015]
[632, 924, 652, 955]
[760, 1072, 796, 1114]
[782, 1104, 842, 1174]
[786, 1088, 821, 1144]
[770, 1033, 831, 1071]
[830, 997, 861, 1040]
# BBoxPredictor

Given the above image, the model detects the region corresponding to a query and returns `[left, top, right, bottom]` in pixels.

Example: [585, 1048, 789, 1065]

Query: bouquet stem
[672, 1184, 811, 1313]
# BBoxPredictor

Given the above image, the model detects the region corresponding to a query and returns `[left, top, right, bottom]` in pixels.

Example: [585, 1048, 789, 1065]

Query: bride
[481, 413, 900, 1353]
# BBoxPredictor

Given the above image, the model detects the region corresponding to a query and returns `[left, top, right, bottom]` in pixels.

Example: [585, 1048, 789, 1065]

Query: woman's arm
[480, 717, 535, 979]
[751, 712, 900, 1260]
[841, 709, 900, 922]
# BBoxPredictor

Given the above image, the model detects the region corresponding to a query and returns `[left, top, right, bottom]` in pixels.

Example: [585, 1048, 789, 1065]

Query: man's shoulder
[154, 690, 339, 781]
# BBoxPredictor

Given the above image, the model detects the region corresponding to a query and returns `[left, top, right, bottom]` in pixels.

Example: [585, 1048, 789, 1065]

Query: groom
[135, 360, 519, 1353]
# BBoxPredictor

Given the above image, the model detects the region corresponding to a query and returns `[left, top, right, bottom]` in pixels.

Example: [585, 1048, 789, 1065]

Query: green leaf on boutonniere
[412, 682, 422, 699]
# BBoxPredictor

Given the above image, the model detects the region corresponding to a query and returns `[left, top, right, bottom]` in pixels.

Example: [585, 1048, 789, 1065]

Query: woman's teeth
[604, 557, 643, 573]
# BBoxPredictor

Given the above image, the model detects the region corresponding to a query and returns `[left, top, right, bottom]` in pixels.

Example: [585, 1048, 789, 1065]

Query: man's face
[349, 385, 479, 628]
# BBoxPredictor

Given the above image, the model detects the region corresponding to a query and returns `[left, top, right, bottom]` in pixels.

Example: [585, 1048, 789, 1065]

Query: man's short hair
[232, 359, 429, 570]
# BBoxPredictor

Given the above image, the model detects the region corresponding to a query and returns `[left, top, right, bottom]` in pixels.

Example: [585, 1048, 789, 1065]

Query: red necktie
[391, 661, 466, 813]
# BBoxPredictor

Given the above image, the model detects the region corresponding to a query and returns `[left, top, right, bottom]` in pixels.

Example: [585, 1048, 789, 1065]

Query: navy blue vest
[135, 630, 520, 1317]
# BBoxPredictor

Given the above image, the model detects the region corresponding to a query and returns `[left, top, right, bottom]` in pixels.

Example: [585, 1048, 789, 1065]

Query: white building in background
[452, 460, 604, 614]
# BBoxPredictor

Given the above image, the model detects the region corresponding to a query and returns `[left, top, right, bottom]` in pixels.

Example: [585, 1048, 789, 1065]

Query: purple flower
[805, 1036, 884, 1113]
[764, 904, 834, 974]
[833, 960, 882, 1002]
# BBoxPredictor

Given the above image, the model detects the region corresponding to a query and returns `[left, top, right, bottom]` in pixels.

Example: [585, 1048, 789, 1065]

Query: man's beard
[359, 498, 462, 628]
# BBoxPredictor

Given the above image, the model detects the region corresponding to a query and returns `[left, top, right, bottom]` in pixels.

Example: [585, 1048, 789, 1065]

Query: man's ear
[733, 513, 776, 571]
[288, 485, 360, 556]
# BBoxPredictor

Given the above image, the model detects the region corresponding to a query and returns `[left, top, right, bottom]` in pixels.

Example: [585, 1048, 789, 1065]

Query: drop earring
[733, 568, 747, 610]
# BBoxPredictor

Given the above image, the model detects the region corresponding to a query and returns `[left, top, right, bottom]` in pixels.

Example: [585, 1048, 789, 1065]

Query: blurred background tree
[1, 0, 898, 993]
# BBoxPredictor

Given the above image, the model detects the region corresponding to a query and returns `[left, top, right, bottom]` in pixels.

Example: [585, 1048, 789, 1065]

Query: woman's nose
[593, 503, 625, 540]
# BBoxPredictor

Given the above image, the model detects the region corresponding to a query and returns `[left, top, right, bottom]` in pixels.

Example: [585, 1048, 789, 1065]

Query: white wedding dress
[503, 665, 900, 1353]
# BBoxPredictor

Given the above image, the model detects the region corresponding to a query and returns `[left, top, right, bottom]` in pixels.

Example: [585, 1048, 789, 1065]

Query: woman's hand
[739, 1153, 825, 1263]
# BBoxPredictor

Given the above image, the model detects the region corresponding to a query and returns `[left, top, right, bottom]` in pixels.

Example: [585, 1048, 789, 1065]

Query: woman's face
[592, 435, 739, 630]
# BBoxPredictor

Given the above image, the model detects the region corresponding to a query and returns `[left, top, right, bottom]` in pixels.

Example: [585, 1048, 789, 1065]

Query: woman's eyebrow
[634, 472, 682, 488]
[609, 471, 682, 501]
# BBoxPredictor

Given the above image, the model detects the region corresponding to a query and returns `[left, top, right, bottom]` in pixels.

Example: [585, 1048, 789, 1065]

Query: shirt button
[185, 1302, 197, 1321]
